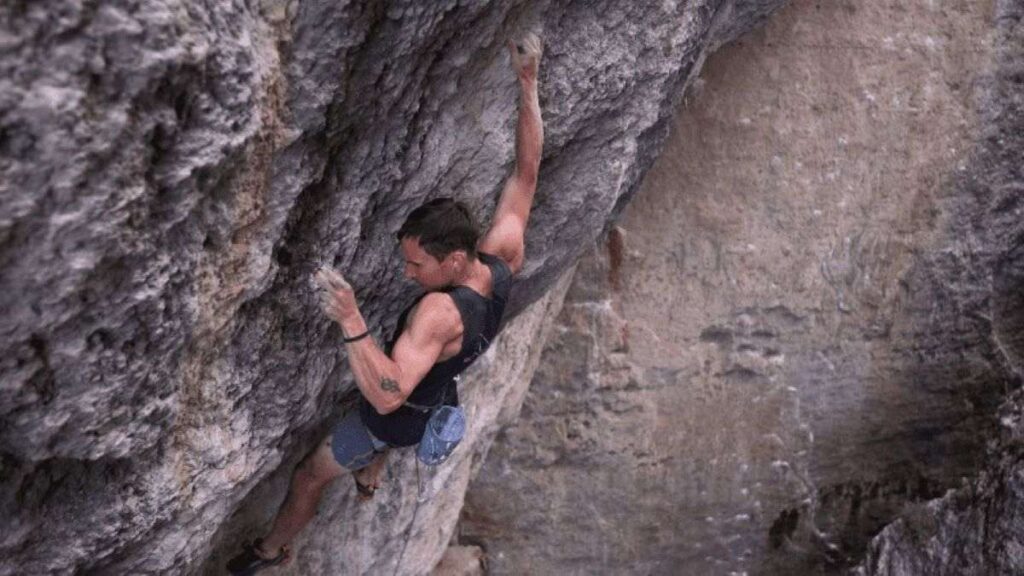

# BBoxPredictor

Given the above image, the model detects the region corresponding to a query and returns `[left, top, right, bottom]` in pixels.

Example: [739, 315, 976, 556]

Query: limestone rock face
[0, 1, 787, 574]
[461, 0, 1023, 574]
[856, 1, 1024, 574]
[855, 390, 1024, 576]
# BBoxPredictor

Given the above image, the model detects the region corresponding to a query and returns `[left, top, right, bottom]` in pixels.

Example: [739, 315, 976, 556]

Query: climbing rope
[391, 458, 427, 576]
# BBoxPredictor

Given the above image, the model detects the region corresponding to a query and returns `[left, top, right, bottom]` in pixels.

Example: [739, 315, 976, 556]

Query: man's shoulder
[418, 291, 459, 315]
[408, 291, 462, 338]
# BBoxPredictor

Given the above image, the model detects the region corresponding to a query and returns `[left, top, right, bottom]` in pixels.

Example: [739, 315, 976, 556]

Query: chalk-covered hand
[509, 33, 541, 82]
[314, 266, 358, 325]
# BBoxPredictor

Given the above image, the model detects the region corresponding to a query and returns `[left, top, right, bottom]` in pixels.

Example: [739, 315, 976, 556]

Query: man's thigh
[329, 409, 387, 471]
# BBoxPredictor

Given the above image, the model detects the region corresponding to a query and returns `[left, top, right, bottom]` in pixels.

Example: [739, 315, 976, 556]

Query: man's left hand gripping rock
[315, 266, 359, 330]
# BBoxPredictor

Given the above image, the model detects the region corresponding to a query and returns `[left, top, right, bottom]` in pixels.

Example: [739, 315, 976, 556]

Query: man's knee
[294, 443, 344, 488]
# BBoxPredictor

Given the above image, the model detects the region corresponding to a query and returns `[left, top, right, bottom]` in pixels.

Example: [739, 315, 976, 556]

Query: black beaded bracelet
[343, 330, 371, 344]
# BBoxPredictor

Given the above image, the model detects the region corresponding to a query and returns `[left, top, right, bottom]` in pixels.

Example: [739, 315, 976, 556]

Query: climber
[226, 33, 543, 575]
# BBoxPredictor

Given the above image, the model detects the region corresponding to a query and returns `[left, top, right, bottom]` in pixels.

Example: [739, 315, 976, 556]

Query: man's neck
[451, 257, 489, 290]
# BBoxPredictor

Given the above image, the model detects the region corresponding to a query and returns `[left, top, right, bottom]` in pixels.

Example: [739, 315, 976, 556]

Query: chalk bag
[416, 405, 466, 466]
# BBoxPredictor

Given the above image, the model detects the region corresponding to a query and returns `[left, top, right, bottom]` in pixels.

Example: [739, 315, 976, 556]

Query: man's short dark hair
[397, 198, 480, 261]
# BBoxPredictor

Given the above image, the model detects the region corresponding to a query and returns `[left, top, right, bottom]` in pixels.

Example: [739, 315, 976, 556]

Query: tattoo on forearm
[380, 378, 400, 395]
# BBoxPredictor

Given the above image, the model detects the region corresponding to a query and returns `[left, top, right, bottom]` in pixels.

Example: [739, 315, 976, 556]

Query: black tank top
[360, 252, 512, 446]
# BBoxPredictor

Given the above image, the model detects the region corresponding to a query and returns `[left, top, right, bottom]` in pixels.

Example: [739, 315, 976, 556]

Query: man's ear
[445, 250, 468, 272]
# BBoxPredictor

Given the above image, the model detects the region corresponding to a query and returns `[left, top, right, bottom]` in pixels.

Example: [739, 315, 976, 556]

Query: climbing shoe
[225, 539, 287, 575]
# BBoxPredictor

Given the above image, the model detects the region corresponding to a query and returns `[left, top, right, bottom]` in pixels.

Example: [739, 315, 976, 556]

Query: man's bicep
[478, 214, 525, 273]
[389, 327, 445, 397]
[388, 295, 459, 396]
[480, 174, 533, 272]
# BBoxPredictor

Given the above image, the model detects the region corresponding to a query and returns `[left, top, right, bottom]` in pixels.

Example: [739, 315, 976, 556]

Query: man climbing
[227, 33, 543, 575]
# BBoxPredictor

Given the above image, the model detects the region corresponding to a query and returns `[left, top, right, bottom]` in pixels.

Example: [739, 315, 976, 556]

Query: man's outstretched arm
[478, 34, 544, 275]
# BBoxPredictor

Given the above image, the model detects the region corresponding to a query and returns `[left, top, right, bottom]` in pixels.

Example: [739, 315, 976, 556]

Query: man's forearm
[338, 313, 404, 414]
[515, 77, 543, 185]
[493, 77, 544, 226]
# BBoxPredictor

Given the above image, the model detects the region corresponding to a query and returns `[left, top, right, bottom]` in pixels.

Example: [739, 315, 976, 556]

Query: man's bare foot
[509, 32, 542, 81]
[226, 540, 291, 575]
[352, 468, 381, 501]
[256, 542, 291, 564]
[352, 452, 388, 501]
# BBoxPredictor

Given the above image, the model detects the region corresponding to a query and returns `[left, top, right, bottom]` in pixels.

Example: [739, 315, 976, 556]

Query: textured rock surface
[0, 1, 787, 574]
[856, 1, 1024, 574]
[462, 0, 1022, 573]
[432, 545, 485, 576]
[855, 391, 1024, 576]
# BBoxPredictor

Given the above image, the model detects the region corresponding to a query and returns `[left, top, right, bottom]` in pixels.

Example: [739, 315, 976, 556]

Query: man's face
[400, 237, 454, 290]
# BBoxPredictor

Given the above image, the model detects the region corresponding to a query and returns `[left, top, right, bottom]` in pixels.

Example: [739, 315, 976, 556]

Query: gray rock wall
[461, 0, 1023, 573]
[856, 1, 1024, 573]
[0, 1, 787, 574]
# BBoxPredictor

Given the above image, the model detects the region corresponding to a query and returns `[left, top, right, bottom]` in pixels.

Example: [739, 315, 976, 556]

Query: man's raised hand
[314, 266, 358, 326]
[314, 266, 351, 292]
[509, 33, 541, 82]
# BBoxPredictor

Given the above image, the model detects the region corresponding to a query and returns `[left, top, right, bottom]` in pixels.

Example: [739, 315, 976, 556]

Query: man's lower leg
[259, 477, 328, 555]
[260, 441, 344, 556]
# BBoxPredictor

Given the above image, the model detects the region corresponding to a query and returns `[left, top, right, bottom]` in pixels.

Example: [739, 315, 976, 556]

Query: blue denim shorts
[330, 410, 388, 471]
